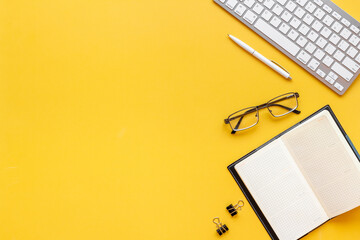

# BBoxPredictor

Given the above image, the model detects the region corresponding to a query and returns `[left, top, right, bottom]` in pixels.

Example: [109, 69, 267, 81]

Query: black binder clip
[213, 217, 228, 236]
[226, 200, 244, 216]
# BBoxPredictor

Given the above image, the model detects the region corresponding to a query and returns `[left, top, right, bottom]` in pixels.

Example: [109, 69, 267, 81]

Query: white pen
[228, 34, 292, 80]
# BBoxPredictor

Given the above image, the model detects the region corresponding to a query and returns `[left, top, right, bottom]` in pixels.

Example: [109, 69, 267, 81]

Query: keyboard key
[325, 43, 336, 55]
[281, 11, 292, 22]
[285, 1, 297, 12]
[338, 40, 349, 52]
[349, 35, 360, 46]
[347, 47, 358, 58]
[341, 18, 351, 27]
[334, 82, 344, 91]
[290, 17, 301, 29]
[303, 14, 314, 25]
[312, 20, 323, 32]
[320, 27, 331, 38]
[343, 57, 360, 73]
[314, 0, 323, 6]
[323, 55, 334, 67]
[273, 4, 284, 15]
[334, 50, 345, 62]
[323, 15, 334, 27]
[316, 37, 327, 49]
[277, 0, 287, 5]
[305, 2, 316, 13]
[235, 4, 247, 16]
[340, 28, 352, 40]
[294, 7, 306, 19]
[296, 0, 308, 7]
[331, 22, 343, 33]
[316, 69, 326, 78]
[305, 42, 316, 54]
[326, 76, 335, 84]
[308, 30, 319, 42]
[296, 36, 308, 47]
[253, 3, 265, 14]
[288, 29, 299, 41]
[314, 8, 325, 20]
[356, 54, 360, 64]
[331, 62, 353, 81]
[297, 50, 311, 64]
[308, 58, 320, 71]
[244, 0, 255, 8]
[226, 0, 238, 9]
[329, 33, 341, 45]
[244, 10, 258, 24]
[261, 9, 273, 21]
[299, 24, 310, 35]
[323, 4, 332, 13]
[314, 49, 325, 60]
[351, 25, 360, 34]
[279, 23, 290, 34]
[270, 16, 282, 27]
[332, 11, 341, 20]
[254, 18, 300, 56]
[328, 71, 338, 80]
[264, 0, 275, 9]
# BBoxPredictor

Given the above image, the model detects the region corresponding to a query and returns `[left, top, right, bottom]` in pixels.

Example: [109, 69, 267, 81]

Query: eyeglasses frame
[224, 92, 300, 134]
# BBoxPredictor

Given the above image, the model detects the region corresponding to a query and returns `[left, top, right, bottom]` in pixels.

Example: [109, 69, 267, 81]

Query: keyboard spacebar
[254, 19, 300, 56]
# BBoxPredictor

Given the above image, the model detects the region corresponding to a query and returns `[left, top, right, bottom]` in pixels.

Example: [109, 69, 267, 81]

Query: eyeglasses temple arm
[267, 103, 301, 114]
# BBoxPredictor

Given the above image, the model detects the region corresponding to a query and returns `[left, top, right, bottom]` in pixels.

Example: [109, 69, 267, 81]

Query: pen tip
[289, 76, 292, 80]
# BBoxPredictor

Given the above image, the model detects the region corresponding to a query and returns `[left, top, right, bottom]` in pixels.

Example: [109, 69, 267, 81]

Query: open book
[228, 106, 360, 240]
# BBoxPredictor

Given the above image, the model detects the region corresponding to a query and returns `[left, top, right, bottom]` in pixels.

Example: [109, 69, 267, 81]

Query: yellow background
[1, 0, 360, 239]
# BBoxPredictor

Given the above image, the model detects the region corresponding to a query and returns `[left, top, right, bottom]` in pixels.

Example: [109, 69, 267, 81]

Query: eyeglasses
[224, 92, 301, 134]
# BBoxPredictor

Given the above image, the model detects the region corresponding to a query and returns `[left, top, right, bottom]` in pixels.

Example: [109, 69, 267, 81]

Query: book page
[282, 110, 360, 218]
[235, 139, 328, 240]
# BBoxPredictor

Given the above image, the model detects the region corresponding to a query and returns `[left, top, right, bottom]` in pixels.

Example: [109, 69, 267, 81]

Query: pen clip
[270, 60, 290, 75]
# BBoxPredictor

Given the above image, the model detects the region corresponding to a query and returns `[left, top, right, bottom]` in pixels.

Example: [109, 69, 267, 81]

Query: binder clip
[226, 200, 244, 216]
[213, 217, 228, 236]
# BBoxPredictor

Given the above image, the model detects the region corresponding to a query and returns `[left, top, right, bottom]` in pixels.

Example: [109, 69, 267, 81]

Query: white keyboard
[214, 0, 360, 95]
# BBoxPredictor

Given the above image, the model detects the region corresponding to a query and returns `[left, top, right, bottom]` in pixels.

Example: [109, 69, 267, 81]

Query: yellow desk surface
[1, 0, 360, 239]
